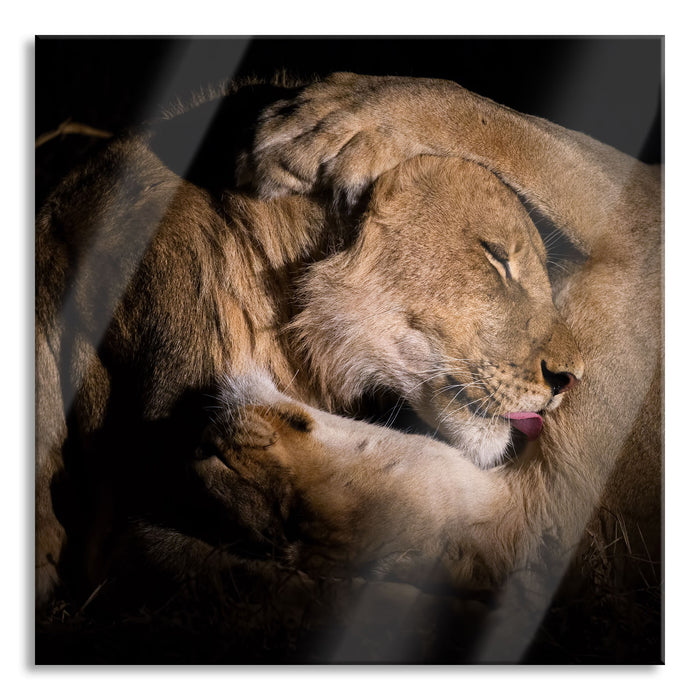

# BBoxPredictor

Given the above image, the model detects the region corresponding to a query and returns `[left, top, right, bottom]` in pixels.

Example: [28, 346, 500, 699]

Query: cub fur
[36, 74, 661, 662]
[36, 132, 579, 606]
[245, 73, 662, 657]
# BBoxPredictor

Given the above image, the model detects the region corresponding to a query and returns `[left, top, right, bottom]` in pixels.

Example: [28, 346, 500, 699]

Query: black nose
[541, 361, 579, 396]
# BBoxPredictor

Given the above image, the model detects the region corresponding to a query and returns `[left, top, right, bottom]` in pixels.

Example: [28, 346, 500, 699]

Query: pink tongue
[505, 412, 543, 441]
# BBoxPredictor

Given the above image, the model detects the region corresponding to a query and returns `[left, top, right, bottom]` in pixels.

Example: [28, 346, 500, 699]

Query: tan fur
[248, 74, 661, 553]
[36, 74, 660, 654]
[243, 73, 662, 654]
[291, 156, 583, 468]
[35, 135, 332, 602]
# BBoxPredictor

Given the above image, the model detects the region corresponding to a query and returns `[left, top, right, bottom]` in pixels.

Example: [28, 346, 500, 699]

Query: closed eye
[480, 241, 512, 280]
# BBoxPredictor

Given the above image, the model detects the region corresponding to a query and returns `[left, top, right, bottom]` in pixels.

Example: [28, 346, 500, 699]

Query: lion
[35, 74, 661, 662]
[241, 72, 662, 658]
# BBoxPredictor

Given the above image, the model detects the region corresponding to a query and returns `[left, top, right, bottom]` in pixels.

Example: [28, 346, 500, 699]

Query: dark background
[35, 36, 662, 162]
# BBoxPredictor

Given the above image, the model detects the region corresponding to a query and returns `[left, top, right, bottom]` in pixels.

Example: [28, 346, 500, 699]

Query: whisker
[437, 389, 497, 426]
[432, 376, 480, 397]
[406, 363, 481, 394]
[407, 369, 454, 393]
[277, 369, 300, 397]
[437, 383, 471, 420]
[383, 396, 407, 430]
[432, 376, 486, 420]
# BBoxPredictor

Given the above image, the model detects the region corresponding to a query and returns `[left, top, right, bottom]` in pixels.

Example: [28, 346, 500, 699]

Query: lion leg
[35, 325, 67, 608]
[204, 374, 526, 591]
[250, 73, 659, 259]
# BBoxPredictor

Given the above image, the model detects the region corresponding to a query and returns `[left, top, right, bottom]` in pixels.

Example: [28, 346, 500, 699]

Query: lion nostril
[541, 360, 579, 396]
[558, 372, 579, 393]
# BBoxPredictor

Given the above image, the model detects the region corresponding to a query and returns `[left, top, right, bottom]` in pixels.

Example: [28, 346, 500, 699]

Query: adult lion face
[292, 156, 584, 468]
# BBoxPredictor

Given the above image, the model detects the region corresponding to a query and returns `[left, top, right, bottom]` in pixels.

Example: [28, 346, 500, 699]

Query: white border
[6, 3, 698, 697]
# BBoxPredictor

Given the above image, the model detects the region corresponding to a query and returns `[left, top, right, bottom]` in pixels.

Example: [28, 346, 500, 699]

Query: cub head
[291, 156, 583, 469]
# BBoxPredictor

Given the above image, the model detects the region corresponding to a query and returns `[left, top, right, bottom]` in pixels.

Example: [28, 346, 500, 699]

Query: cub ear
[318, 156, 420, 258]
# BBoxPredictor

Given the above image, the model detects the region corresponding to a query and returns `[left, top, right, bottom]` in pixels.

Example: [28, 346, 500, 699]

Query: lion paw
[240, 73, 448, 207]
[202, 375, 316, 476]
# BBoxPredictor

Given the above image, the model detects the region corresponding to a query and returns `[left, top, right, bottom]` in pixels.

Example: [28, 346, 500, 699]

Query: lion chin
[438, 417, 513, 470]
